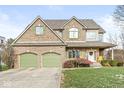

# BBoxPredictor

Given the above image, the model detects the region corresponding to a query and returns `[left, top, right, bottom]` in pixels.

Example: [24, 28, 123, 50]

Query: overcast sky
[0, 5, 120, 41]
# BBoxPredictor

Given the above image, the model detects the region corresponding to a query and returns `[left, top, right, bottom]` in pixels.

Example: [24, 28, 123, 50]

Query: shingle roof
[44, 19, 105, 33]
[13, 43, 65, 46]
[44, 20, 67, 29]
[14, 41, 116, 49]
[66, 41, 116, 48]
[14, 41, 65, 46]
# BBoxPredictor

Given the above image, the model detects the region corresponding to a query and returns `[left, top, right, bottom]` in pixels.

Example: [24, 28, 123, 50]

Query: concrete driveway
[0, 68, 61, 88]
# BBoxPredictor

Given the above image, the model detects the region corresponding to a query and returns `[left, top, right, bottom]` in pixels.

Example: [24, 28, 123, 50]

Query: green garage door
[42, 53, 61, 67]
[20, 53, 37, 68]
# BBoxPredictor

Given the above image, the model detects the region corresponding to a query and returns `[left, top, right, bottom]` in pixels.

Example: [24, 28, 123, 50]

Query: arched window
[69, 28, 78, 38]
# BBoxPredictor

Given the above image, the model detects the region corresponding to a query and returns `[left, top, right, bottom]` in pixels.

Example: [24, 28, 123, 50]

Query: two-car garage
[20, 52, 61, 68]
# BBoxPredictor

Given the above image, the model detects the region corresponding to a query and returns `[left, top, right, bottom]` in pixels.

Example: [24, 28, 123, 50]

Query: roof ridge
[44, 19, 68, 20]
[44, 19, 93, 20]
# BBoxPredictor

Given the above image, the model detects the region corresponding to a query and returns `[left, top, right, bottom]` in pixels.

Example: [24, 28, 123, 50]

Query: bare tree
[119, 32, 124, 49]
[107, 33, 119, 49]
[113, 5, 124, 26]
[113, 5, 124, 49]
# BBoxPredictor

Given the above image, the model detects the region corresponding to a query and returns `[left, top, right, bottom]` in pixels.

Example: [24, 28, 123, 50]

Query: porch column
[112, 48, 114, 60]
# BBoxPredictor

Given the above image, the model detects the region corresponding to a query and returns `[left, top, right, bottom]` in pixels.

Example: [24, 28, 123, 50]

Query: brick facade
[63, 19, 86, 41]
[13, 46, 65, 68]
[17, 19, 61, 43]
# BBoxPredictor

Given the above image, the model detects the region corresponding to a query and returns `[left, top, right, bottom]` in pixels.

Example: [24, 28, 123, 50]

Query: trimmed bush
[117, 62, 124, 66]
[109, 60, 118, 66]
[101, 60, 110, 66]
[63, 59, 75, 68]
[63, 58, 93, 68]
[101, 60, 118, 67]
[76, 58, 93, 64]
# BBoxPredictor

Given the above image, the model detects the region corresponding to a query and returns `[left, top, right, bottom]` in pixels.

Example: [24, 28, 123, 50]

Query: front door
[88, 51, 96, 62]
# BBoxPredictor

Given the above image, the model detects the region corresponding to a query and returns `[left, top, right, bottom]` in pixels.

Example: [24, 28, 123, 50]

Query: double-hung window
[68, 50, 80, 58]
[69, 28, 78, 38]
[86, 31, 97, 41]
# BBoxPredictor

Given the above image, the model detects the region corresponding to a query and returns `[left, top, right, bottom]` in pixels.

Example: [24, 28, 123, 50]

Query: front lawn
[61, 67, 124, 88]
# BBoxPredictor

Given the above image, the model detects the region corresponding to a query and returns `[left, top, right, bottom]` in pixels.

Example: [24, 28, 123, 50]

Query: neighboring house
[0, 36, 5, 65]
[12, 16, 115, 68]
[0, 36, 5, 46]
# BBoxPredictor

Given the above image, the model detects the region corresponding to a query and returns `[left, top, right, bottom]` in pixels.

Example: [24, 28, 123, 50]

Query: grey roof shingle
[44, 19, 105, 33]
[44, 20, 67, 29]
[14, 41, 116, 48]
[66, 41, 116, 48]
[80, 19, 100, 28]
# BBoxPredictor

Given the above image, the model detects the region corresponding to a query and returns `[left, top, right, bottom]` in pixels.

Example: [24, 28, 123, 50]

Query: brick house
[12, 16, 115, 68]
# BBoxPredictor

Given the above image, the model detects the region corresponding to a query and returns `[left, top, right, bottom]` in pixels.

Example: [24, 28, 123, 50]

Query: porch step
[90, 62, 102, 67]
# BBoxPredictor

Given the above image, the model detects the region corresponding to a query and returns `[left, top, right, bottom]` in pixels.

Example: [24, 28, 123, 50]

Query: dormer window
[36, 26, 44, 35]
[69, 28, 78, 38]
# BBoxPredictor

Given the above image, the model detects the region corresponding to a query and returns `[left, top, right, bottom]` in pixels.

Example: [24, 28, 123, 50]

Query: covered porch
[66, 41, 116, 62]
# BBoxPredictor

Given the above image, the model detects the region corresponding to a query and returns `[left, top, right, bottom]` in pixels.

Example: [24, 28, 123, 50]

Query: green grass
[61, 67, 124, 88]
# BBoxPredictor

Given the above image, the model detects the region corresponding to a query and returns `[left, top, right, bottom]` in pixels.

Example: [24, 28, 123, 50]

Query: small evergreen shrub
[101, 60, 118, 67]
[109, 60, 118, 66]
[117, 62, 124, 66]
[101, 60, 110, 66]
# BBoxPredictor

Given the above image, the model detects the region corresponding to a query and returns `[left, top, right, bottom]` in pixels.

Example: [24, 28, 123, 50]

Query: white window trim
[69, 28, 79, 39]
[35, 26, 44, 35]
[86, 31, 98, 41]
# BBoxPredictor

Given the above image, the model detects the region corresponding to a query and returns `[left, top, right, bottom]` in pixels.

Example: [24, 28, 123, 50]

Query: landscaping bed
[61, 67, 124, 88]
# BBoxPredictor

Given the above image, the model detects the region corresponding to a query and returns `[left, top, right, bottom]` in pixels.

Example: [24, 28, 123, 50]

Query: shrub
[101, 60, 110, 66]
[0, 64, 9, 71]
[63, 59, 75, 68]
[109, 60, 118, 66]
[63, 58, 93, 68]
[76, 58, 93, 64]
[101, 60, 118, 67]
[117, 62, 124, 66]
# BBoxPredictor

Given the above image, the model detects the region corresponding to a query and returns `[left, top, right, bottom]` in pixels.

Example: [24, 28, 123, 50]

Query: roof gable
[62, 16, 87, 28]
[12, 16, 65, 45]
